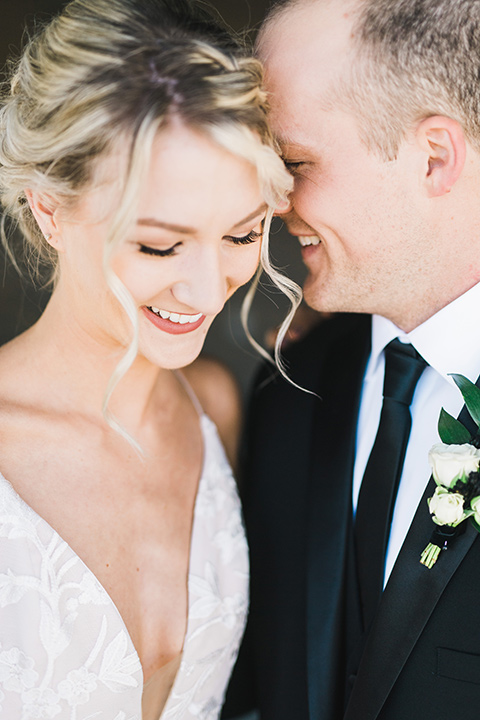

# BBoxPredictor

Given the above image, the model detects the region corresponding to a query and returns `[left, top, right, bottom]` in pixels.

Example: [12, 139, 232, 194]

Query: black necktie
[354, 339, 428, 631]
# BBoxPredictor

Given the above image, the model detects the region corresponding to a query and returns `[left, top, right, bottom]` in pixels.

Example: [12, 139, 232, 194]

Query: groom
[223, 1, 480, 719]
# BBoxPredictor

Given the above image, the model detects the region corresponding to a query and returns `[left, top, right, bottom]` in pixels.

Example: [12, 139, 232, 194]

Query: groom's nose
[274, 202, 315, 238]
[274, 196, 293, 216]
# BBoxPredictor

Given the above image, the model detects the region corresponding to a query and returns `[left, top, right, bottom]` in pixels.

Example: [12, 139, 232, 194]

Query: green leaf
[470, 515, 480, 534]
[450, 374, 480, 428]
[438, 408, 472, 444]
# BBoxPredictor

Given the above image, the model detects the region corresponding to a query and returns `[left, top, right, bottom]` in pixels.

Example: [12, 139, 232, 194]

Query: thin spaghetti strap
[174, 370, 204, 417]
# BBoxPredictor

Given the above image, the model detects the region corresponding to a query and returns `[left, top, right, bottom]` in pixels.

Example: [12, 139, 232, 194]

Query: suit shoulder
[287, 312, 370, 364]
[253, 313, 371, 394]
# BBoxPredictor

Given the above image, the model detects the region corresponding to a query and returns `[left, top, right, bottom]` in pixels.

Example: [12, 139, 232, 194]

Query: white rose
[428, 442, 480, 488]
[428, 486, 465, 525]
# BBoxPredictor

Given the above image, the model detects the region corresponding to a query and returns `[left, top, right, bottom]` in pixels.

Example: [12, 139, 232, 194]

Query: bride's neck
[7, 293, 173, 434]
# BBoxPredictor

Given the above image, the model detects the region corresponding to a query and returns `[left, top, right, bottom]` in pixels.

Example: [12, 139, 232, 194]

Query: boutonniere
[420, 374, 480, 568]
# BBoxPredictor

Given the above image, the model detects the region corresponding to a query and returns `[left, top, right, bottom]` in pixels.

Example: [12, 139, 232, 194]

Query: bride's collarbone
[0, 391, 203, 491]
[0, 408, 200, 678]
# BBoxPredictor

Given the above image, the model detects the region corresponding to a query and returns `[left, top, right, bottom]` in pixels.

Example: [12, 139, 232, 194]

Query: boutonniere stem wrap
[421, 374, 480, 568]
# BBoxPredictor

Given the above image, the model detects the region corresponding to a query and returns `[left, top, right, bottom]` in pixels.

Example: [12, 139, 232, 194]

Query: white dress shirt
[352, 281, 480, 586]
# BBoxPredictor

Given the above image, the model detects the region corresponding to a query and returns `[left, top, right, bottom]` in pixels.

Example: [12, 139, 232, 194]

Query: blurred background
[0, 0, 307, 396]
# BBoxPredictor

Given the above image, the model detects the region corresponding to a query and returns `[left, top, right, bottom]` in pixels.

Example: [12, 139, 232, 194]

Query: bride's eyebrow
[137, 203, 268, 235]
[231, 203, 268, 230]
[137, 218, 195, 234]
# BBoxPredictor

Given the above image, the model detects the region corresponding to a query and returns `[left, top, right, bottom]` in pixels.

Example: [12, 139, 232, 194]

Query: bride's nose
[171, 247, 227, 317]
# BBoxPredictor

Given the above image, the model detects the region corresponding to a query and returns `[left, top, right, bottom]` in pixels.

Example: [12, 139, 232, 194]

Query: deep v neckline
[0, 412, 209, 694]
[0, 410, 249, 720]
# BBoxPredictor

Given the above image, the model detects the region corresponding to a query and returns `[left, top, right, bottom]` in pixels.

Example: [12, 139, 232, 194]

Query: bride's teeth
[149, 307, 203, 324]
[298, 235, 321, 247]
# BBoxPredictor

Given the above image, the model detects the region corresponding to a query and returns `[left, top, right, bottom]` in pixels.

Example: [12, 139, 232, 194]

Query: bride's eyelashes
[225, 229, 262, 245]
[138, 229, 262, 257]
[138, 242, 181, 257]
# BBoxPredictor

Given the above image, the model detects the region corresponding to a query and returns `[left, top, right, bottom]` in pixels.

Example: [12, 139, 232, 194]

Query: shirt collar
[369, 281, 480, 386]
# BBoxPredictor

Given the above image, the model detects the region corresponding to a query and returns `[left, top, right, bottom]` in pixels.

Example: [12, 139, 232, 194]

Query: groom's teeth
[298, 235, 321, 247]
[149, 307, 203, 324]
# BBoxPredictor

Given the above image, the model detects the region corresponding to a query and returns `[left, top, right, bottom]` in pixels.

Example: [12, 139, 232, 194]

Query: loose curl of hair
[0, 0, 301, 446]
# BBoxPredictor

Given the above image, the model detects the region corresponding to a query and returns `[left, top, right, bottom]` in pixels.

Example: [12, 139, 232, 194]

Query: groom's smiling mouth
[298, 235, 321, 247]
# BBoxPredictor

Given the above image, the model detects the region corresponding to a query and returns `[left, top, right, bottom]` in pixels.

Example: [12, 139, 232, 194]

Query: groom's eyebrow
[280, 139, 316, 156]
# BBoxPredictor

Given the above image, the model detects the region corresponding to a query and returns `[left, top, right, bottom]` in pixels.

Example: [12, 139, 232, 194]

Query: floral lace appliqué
[0, 413, 248, 719]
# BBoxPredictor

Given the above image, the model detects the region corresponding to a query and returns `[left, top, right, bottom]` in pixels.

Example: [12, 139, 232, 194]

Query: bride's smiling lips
[142, 305, 206, 334]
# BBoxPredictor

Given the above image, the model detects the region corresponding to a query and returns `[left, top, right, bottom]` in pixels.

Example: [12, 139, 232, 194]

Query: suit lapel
[344, 378, 480, 720]
[306, 316, 370, 720]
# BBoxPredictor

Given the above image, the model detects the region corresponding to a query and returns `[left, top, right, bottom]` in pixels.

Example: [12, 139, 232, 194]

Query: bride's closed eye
[138, 242, 181, 257]
[224, 229, 262, 245]
[137, 229, 261, 258]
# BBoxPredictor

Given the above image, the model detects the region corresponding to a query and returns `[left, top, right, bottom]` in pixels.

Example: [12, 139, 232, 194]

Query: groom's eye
[283, 159, 304, 174]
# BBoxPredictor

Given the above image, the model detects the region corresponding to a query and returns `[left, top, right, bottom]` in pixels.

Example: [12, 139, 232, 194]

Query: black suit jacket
[223, 313, 480, 720]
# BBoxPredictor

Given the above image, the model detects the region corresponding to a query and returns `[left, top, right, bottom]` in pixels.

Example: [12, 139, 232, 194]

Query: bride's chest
[0, 439, 250, 720]
[1, 447, 200, 677]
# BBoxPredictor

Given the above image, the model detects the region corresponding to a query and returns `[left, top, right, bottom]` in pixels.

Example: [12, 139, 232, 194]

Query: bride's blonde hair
[0, 0, 301, 442]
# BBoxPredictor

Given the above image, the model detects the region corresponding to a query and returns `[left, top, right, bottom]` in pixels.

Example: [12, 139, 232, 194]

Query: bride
[0, 1, 297, 718]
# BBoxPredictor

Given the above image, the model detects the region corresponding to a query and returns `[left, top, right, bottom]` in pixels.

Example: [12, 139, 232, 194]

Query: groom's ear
[415, 116, 466, 197]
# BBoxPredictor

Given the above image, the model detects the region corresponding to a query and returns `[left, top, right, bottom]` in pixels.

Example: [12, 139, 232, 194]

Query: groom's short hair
[263, 0, 480, 160]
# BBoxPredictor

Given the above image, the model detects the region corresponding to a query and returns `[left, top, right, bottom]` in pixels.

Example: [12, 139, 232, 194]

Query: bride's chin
[135, 339, 207, 372]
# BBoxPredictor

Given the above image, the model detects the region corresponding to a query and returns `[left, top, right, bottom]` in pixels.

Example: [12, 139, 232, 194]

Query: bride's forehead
[61, 117, 266, 226]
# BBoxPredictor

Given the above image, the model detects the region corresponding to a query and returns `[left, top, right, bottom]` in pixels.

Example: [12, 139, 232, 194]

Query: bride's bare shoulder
[182, 356, 242, 470]
[0, 332, 39, 403]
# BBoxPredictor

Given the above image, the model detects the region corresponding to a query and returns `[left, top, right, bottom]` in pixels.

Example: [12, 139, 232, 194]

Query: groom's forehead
[260, 0, 356, 33]
[258, 0, 356, 63]
[258, 0, 355, 103]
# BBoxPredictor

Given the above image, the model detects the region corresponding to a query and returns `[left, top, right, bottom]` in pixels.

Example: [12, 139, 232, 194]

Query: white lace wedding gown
[0, 406, 249, 719]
